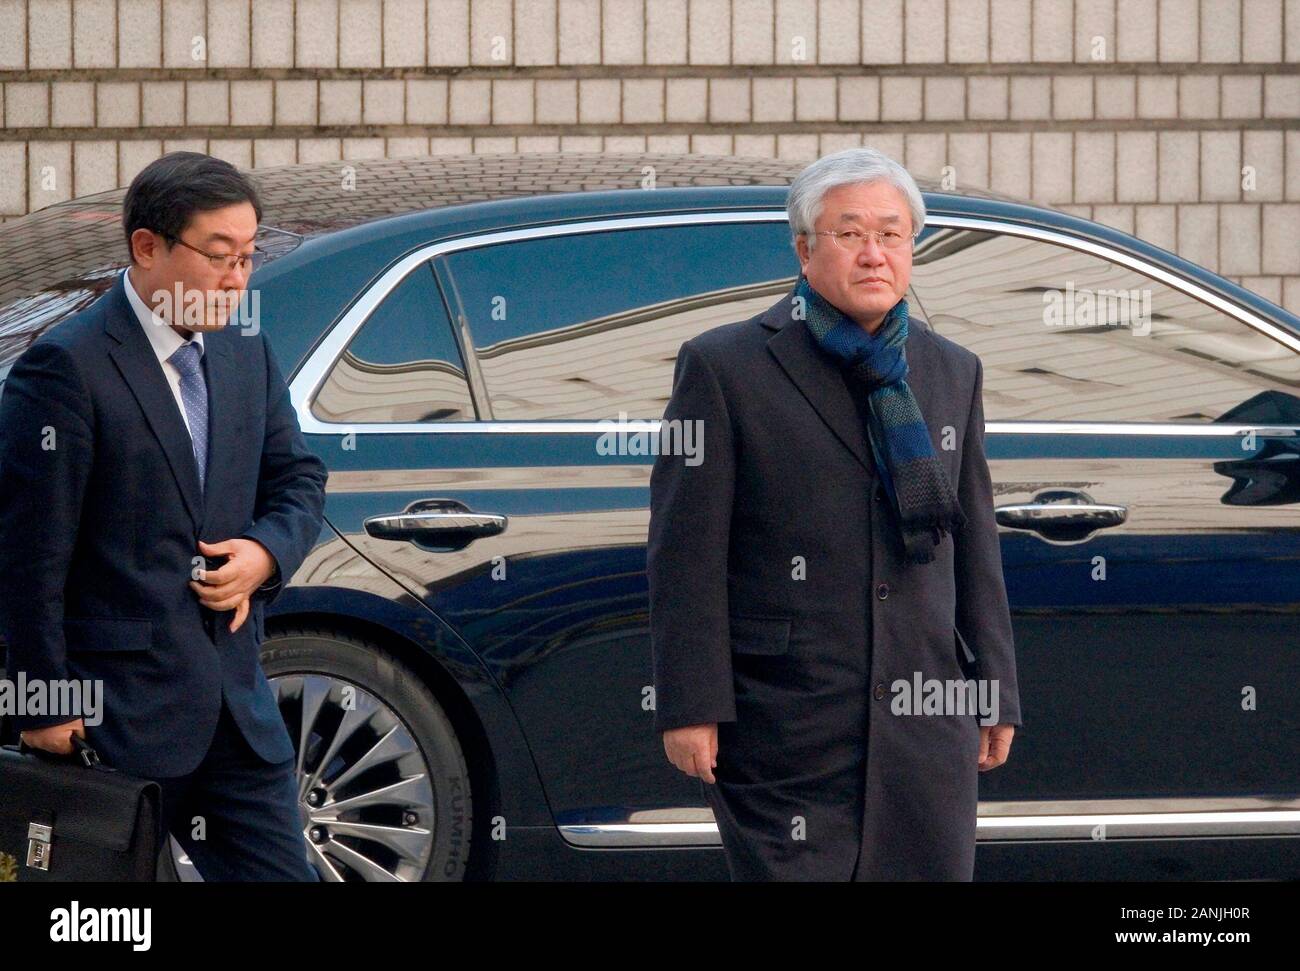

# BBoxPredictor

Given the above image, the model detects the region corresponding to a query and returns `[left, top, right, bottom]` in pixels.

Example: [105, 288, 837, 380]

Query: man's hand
[20, 718, 86, 756]
[663, 723, 718, 784]
[978, 723, 1015, 771]
[189, 538, 275, 633]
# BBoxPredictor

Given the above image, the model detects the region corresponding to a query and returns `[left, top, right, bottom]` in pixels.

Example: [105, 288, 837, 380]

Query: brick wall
[0, 0, 1297, 310]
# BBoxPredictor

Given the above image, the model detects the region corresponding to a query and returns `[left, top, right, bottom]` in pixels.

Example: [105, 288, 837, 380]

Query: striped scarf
[796, 274, 966, 564]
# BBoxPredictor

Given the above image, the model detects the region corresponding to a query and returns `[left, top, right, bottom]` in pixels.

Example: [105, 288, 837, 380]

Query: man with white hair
[648, 148, 1022, 880]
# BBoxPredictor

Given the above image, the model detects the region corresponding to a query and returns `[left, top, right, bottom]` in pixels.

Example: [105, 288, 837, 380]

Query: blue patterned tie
[168, 341, 208, 492]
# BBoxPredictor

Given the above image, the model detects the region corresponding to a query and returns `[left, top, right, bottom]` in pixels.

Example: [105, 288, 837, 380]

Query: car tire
[171, 627, 472, 882]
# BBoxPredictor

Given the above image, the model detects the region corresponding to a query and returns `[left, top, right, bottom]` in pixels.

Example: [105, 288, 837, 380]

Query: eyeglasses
[812, 228, 916, 253]
[163, 233, 267, 274]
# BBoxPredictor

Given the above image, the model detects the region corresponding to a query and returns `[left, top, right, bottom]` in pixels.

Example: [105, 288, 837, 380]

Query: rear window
[441, 221, 799, 420]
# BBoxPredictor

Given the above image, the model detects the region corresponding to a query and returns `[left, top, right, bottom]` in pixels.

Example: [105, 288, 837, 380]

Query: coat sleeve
[239, 333, 328, 607]
[0, 340, 95, 730]
[953, 355, 1023, 727]
[647, 340, 738, 733]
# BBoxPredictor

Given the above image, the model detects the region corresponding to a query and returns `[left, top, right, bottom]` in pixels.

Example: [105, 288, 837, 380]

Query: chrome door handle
[364, 499, 507, 550]
[995, 489, 1126, 541]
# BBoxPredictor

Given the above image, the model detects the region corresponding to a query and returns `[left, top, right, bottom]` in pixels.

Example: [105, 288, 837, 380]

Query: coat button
[874, 485, 884, 502]
[876, 582, 889, 600]
[873, 682, 886, 700]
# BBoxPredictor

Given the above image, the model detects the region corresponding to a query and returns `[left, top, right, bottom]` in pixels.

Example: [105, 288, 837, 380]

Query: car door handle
[995, 489, 1126, 541]
[364, 499, 507, 550]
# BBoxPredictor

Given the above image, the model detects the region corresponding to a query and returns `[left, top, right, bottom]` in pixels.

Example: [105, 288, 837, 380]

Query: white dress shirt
[121, 267, 205, 442]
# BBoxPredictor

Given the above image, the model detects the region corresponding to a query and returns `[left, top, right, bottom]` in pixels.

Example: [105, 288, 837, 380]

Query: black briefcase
[0, 735, 165, 882]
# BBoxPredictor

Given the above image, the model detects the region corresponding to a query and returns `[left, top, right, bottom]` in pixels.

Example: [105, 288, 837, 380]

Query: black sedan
[2, 153, 1298, 881]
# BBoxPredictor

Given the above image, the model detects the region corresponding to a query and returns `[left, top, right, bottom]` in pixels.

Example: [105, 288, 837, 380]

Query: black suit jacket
[0, 273, 328, 777]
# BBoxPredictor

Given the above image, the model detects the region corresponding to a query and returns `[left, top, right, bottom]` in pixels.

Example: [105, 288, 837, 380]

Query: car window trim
[288, 210, 1300, 438]
[307, 258, 482, 425]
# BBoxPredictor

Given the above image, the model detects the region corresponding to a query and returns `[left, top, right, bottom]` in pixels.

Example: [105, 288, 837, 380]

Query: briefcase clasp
[26, 822, 52, 871]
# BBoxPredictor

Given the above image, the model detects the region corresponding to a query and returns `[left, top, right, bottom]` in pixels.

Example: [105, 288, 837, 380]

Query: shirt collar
[122, 267, 205, 363]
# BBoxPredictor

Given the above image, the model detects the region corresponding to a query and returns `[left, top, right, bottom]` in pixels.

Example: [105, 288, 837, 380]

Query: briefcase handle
[17, 733, 105, 769]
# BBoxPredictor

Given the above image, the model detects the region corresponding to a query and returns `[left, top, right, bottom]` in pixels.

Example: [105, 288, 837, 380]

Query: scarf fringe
[899, 503, 968, 533]
[897, 498, 968, 565]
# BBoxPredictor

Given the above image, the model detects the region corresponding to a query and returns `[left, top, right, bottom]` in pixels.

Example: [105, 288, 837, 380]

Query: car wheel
[169, 627, 472, 882]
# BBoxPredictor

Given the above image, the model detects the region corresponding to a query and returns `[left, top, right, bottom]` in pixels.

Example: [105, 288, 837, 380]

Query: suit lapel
[104, 276, 204, 531]
[762, 288, 939, 475]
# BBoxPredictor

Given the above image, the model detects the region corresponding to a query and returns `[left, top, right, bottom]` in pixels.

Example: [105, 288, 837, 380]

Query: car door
[301, 212, 836, 839]
[908, 219, 1300, 841]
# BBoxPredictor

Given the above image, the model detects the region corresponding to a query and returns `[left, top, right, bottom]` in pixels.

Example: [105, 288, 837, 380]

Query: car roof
[0, 152, 1022, 367]
[0, 151, 1017, 300]
[0, 152, 1294, 372]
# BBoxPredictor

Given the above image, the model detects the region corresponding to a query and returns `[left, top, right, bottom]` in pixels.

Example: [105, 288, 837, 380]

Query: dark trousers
[154, 698, 318, 882]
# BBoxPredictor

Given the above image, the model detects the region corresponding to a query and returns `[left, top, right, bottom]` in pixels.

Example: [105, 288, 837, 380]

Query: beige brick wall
[0, 0, 1297, 309]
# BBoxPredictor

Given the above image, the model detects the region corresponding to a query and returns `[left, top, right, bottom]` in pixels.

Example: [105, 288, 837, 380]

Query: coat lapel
[104, 275, 203, 530]
[762, 287, 938, 476]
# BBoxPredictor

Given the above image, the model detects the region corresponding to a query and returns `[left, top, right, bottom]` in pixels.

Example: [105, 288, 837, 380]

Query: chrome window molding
[299, 418, 1300, 437]
[559, 797, 1300, 848]
[289, 211, 1300, 437]
[291, 210, 787, 434]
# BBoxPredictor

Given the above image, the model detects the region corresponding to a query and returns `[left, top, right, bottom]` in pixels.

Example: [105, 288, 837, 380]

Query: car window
[311, 260, 476, 423]
[441, 222, 800, 420]
[909, 228, 1300, 424]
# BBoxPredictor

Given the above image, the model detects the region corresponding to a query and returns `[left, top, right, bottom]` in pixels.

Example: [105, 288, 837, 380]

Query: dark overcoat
[648, 287, 1022, 881]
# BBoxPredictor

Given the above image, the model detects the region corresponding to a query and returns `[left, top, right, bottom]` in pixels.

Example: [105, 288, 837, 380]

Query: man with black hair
[0, 152, 328, 881]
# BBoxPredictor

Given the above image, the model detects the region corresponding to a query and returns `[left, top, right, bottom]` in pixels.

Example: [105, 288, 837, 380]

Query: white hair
[787, 147, 926, 253]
